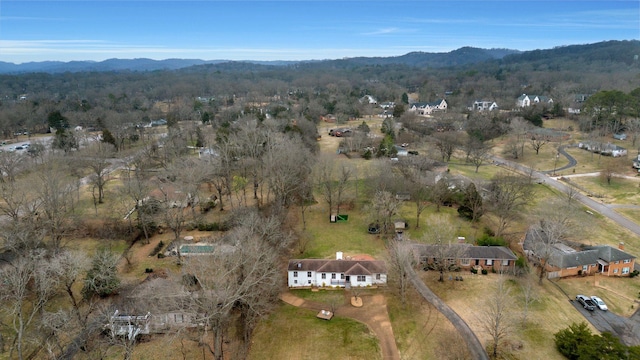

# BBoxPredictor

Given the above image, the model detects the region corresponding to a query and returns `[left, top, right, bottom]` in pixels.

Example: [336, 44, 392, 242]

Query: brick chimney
[619, 242, 625, 251]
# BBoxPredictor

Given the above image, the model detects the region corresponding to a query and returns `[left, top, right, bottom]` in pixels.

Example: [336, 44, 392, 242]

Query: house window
[614, 269, 619, 274]
[615, 261, 619, 264]
[174, 314, 184, 323]
[502, 260, 509, 266]
[357, 275, 366, 282]
[623, 267, 630, 275]
[294, 280, 297, 284]
[624, 259, 631, 264]
[308, 280, 312, 284]
[331, 273, 336, 279]
[340, 274, 345, 279]
[486, 259, 493, 266]
[307, 271, 312, 277]
[321, 273, 326, 279]
[293, 271, 298, 278]
[376, 274, 381, 280]
[582, 265, 588, 272]
[460, 258, 470, 266]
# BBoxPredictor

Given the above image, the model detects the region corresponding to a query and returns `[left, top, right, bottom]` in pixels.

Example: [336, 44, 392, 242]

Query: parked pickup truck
[576, 295, 596, 311]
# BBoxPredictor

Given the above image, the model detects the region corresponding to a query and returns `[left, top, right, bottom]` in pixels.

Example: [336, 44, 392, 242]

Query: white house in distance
[471, 100, 498, 111]
[517, 94, 553, 107]
[578, 141, 628, 157]
[359, 95, 377, 105]
[287, 252, 387, 288]
[409, 99, 448, 115]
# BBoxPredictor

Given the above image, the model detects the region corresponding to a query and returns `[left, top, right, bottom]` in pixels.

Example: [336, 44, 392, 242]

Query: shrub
[481, 269, 488, 275]
[470, 268, 478, 274]
[630, 270, 639, 278]
[197, 222, 221, 231]
[476, 233, 507, 246]
[145, 268, 153, 273]
[157, 253, 165, 259]
[149, 240, 165, 257]
[200, 199, 217, 213]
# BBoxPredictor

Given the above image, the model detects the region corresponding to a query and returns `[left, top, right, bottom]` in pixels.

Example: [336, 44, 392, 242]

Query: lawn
[299, 202, 387, 259]
[248, 304, 380, 360]
[418, 270, 587, 360]
[551, 276, 640, 317]
[566, 175, 640, 205]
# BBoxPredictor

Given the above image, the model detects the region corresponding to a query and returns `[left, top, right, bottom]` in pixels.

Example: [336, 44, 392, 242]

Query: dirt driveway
[280, 291, 400, 360]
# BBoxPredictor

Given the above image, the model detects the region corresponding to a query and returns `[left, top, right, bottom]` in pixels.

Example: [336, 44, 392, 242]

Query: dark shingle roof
[288, 259, 386, 275]
[412, 243, 517, 260]
[524, 228, 636, 268]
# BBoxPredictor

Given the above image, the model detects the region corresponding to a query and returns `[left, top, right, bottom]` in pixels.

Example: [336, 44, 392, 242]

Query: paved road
[405, 263, 490, 360]
[493, 157, 640, 238]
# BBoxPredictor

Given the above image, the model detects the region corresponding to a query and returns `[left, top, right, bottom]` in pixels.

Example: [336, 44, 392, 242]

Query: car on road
[590, 296, 608, 311]
[576, 295, 596, 311]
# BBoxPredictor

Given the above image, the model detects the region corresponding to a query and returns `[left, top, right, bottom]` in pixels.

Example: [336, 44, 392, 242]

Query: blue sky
[0, 1, 638, 63]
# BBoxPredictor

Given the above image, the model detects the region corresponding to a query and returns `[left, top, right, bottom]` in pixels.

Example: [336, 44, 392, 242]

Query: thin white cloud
[362, 27, 402, 36]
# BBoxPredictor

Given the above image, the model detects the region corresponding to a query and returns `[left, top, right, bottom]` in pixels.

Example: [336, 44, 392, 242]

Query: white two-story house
[288, 253, 387, 288]
[409, 99, 448, 115]
[517, 94, 553, 107]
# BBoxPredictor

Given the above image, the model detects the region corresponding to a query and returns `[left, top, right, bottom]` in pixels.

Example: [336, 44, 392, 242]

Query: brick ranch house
[523, 229, 636, 279]
[287, 253, 387, 288]
[412, 243, 518, 273]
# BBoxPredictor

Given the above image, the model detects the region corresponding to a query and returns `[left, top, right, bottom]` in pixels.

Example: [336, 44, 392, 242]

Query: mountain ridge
[0, 40, 637, 74]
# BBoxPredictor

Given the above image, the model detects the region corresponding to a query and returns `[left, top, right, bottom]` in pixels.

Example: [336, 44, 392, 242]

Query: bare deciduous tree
[184, 213, 286, 360]
[422, 214, 464, 282]
[366, 190, 401, 236]
[34, 159, 78, 250]
[386, 239, 415, 305]
[529, 134, 549, 155]
[433, 132, 458, 162]
[467, 139, 491, 173]
[527, 201, 581, 284]
[0, 250, 57, 360]
[519, 274, 538, 325]
[486, 173, 534, 238]
[478, 277, 514, 359]
[78, 143, 116, 204]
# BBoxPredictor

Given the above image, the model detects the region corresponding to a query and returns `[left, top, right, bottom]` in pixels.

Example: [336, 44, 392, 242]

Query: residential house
[471, 100, 498, 112]
[574, 94, 590, 103]
[409, 99, 448, 115]
[578, 141, 627, 157]
[320, 114, 337, 123]
[360, 95, 377, 105]
[378, 109, 393, 118]
[517, 94, 553, 108]
[380, 101, 395, 110]
[105, 310, 151, 340]
[287, 253, 387, 288]
[523, 229, 636, 278]
[413, 243, 518, 273]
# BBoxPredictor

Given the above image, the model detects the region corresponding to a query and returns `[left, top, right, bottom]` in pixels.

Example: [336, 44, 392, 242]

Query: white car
[590, 296, 608, 311]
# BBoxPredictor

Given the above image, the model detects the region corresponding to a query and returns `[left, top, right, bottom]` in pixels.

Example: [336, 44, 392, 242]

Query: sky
[0, 0, 638, 64]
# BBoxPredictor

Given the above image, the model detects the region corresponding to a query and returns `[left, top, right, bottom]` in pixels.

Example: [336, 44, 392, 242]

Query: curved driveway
[540, 145, 577, 174]
[405, 264, 489, 360]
